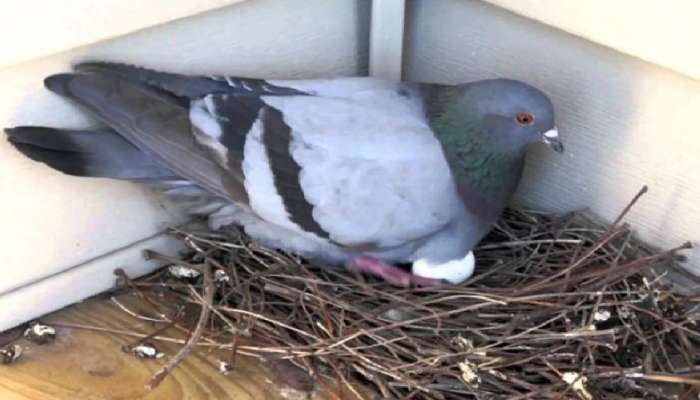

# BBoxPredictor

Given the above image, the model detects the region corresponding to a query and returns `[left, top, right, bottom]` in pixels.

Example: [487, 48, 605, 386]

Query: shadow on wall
[354, 0, 372, 75]
[403, 0, 700, 271]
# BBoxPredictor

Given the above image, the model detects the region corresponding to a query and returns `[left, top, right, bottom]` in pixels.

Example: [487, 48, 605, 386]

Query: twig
[146, 262, 215, 390]
[625, 372, 700, 387]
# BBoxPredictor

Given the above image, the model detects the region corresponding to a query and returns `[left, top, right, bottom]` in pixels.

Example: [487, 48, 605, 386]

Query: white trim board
[369, 0, 405, 80]
[0, 230, 185, 331]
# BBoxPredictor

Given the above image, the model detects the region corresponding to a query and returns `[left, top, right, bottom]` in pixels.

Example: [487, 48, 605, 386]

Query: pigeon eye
[516, 112, 535, 126]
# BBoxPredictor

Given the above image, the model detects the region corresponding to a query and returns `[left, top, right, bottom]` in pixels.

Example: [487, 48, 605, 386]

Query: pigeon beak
[542, 128, 564, 153]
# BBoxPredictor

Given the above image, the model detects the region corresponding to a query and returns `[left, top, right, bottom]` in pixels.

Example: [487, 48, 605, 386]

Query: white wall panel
[484, 0, 700, 79]
[0, 0, 244, 68]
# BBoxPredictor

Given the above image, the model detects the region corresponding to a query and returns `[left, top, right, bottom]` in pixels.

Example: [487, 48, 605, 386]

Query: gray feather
[75, 62, 305, 98]
[43, 72, 247, 202]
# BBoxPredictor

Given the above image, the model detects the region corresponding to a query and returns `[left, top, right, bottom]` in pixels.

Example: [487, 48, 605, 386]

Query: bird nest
[118, 187, 698, 399]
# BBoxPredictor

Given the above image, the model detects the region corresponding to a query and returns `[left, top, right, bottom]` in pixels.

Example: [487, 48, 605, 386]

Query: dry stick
[592, 242, 693, 288]
[477, 238, 583, 250]
[121, 321, 177, 353]
[611, 185, 648, 227]
[514, 225, 627, 294]
[626, 372, 700, 387]
[48, 321, 271, 359]
[516, 186, 649, 295]
[146, 262, 215, 390]
[110, 296, 170, 323]
[114, 264, 197, 327]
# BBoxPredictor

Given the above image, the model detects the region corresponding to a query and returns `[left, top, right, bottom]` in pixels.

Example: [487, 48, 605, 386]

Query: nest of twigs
[123, 187, 699, 399]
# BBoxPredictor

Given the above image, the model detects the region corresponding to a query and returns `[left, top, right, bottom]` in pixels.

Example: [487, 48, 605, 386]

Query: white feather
[209, 203, 349, 263]
[189, 96, 230, 167]
[241, 116, 292, 228]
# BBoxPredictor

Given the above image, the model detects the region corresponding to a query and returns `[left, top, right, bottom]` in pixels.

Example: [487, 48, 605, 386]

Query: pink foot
[346, 256, 444, 287]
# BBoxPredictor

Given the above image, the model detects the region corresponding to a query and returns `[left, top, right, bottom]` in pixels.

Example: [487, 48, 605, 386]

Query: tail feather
[35, 70, 244, 201]
[8, 63, 250, 204]
[6, 126, 238, 223]
[5, 126, 175, 179]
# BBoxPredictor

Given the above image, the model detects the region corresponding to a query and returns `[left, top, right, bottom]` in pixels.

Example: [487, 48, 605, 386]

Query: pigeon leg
[346, 256, 444, 287]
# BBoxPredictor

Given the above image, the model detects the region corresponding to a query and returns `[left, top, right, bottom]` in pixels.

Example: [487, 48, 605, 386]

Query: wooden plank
[0, 293, 358, 399]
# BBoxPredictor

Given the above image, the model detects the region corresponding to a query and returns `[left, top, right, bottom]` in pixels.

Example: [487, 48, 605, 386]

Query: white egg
[411, 251, 475, 284]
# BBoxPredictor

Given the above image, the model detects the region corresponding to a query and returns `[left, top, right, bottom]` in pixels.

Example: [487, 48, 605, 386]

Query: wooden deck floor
[0, 293, 359, 400]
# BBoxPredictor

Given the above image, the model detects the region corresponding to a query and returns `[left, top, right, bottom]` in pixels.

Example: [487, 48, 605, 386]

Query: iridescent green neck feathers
[425, 87, 526, 197]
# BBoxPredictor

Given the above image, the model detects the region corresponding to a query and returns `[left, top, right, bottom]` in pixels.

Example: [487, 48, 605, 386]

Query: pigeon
[5, 63, 563, 287]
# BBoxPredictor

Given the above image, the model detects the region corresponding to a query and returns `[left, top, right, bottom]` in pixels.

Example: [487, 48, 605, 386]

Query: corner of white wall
[0, 0, 369, 332]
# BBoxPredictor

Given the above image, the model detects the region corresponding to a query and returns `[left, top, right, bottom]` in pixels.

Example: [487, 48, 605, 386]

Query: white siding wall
[0, 0, 369, 330]
[483, 0, 700, 80]
[0, 0, 243, 68]
[405, 0, 700, 271]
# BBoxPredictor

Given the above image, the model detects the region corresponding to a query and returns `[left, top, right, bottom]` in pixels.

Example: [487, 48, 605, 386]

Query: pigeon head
[461, 79, 561, 153]
[427, 78, 562, 198]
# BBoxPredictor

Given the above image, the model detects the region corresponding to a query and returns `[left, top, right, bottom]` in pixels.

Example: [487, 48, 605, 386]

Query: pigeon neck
[430, 122, 525, 215]
[438, 132, 525, 201]
[425, 101, 524, 187]
[456, 148, 525, 219]
[422, 85, 526, 216]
